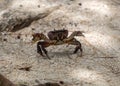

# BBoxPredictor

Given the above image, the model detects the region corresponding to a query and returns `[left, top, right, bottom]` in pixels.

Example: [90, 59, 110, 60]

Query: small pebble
[78, 3, 82, 6]
[19, 5, 23, 7]
[38, 5, 40, 8]
[3, 38, 7, 42]
[17, 35, 21, 39]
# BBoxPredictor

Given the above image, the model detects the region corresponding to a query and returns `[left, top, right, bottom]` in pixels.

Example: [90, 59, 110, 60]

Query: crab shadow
[48, 51, 80, 59]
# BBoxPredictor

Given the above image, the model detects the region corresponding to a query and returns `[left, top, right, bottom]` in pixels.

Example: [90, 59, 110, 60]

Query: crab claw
[31, 36, 38, 44]
[75, 31, 85, 37]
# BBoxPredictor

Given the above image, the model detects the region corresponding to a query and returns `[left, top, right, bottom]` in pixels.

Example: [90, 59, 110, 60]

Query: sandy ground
[0, 0, 120, 86]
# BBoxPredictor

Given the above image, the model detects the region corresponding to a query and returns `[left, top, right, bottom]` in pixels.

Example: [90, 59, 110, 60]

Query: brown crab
[32, 29, 84, 59]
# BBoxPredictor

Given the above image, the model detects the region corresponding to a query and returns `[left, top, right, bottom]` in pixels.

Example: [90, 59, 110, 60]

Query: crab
[32, 29, 84, 59]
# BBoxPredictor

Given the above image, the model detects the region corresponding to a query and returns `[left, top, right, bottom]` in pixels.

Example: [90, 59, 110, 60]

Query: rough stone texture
[0, 5, 60, 32]
[0, 0, 120, 86]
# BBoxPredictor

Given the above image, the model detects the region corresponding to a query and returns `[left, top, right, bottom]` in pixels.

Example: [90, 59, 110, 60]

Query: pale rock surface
[0, 0, 120, 86]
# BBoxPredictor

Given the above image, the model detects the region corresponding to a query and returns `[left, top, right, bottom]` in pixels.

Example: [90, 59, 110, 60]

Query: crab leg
[37, 42, 44, 56]
[67, 38, 83, 56]
[37, 40, 56, 59]
[41, 45, 51, 59]
[37, 41, 49, 59]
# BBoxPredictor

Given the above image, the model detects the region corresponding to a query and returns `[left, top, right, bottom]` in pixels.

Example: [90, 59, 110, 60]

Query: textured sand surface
[0, 0, 120, 86]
